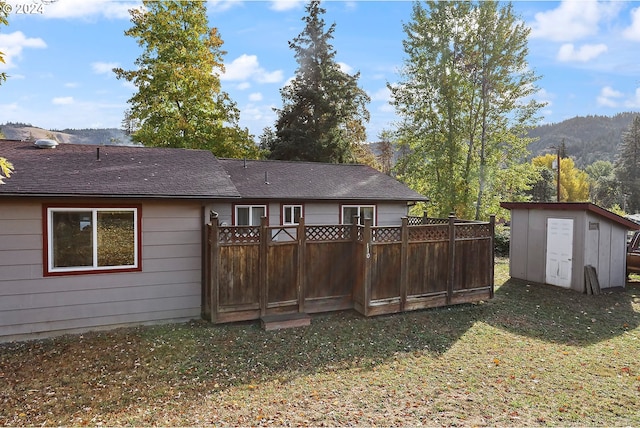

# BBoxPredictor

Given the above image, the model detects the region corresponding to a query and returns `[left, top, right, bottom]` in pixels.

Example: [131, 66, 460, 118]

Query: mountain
[0, 122, 133, 146]
[4, 113, 640, 167]
[526, 112, 639, 167]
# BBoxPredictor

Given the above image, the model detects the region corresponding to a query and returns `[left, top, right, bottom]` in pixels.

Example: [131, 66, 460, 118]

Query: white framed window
[234, 205, 267, 226]
[282, 204, 303, 225]
[45, 206, 141, 276]
[341, 205, 376, 226]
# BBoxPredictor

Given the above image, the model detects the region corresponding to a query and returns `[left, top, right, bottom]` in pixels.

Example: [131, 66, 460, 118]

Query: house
[210, 158, 428, 227]
[500, 202, 640, 292]
[0, 140, 426, 342]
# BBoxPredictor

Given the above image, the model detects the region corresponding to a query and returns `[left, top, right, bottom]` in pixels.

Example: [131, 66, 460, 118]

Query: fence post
[447, 212, 456, 305]
[209, 218, 219, 323]
[363, 218, 373, 316]
[489, 214, 496, 299]
[422, 211, 428, 225]
[259, 216, 269, 317]
[297, 217, 306, 313]
[400, 217, 409, 312]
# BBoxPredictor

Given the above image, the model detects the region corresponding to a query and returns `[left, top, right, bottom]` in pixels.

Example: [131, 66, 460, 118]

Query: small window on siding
[283, 205, 303, 225]
[45, 206, 141, 276]
[341, 205, 376, 226]
[235, 205, 266, 226]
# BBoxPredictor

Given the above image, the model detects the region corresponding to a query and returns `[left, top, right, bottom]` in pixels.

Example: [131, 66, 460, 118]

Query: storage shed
[500, 202, 640, 292]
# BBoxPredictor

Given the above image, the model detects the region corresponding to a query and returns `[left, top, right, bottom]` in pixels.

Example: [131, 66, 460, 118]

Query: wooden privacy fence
[203, 214, 495, 323]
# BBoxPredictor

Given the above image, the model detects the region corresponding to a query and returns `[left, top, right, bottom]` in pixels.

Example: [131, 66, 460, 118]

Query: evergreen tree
[270, 1, 370, 163]
[114, 1, 259, 158]
[391, 1, 544, 219]
[615, 115, 640, 213]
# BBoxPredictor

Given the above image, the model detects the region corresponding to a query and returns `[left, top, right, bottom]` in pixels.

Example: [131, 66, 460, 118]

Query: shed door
[545, 218, 573, 288]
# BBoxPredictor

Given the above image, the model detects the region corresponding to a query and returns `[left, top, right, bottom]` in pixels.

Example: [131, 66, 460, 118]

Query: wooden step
[261, 313, 311, 331]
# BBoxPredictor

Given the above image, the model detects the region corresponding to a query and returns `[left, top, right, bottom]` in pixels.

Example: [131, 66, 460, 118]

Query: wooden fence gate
[203, 215, 494, 324]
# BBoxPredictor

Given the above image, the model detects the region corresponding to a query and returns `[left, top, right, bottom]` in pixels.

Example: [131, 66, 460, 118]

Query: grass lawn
[1, 258, 640, 426]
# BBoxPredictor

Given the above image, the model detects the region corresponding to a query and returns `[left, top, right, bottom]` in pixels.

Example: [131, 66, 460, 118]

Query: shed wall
[509, 207, 628, 292]
[0, 200, 204, 342]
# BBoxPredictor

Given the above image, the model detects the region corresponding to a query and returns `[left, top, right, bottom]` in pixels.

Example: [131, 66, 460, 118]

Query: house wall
[208, 201, 411, 227]
[0, 199, 204, 342]
[510, 207, 627, 292]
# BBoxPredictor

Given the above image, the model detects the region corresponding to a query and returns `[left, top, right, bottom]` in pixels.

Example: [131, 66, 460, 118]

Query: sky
[1, 0, 640, 142]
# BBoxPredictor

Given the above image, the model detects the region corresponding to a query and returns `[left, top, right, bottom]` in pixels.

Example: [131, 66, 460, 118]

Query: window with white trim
[342, 205, 376, 226]
[282, 205, 303, 225]
[235, 205, 267, 226]
[45, 206, 140, 275]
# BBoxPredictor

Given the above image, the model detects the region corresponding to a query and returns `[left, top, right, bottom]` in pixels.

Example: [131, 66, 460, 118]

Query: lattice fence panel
[408, 225, 449, 242]
[306, 225, 352, 241]
[455, 223, 492, 239]
[372, 227, 402, 243]
[423, 218, 450, 225]
[219, 226, 260, 244]
[407, 216, 424, 226]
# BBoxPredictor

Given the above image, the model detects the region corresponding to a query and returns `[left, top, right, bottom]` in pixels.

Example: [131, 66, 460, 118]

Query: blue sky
[1, 0, 640, 141]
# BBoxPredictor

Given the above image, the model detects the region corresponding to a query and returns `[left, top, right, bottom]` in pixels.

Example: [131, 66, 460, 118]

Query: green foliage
[531, 154, 590, 202]
[0, 2, 7, 86]
[391, 0, 544, 220]
[0, 157, 13, 184]
[114, 1, 260, 158]
[269, 1, 370, 163]
[615, 115, 640, 213]
[585, 160, 622, 209]
[494, 224, 510, 257]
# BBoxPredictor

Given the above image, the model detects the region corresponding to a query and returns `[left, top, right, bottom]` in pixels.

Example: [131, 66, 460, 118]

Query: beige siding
[0, 200, 204, 342]
[207, 201, 410, 227]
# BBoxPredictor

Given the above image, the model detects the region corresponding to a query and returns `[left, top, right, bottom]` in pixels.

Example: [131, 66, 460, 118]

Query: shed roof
[217, 158, 428, 202]
[0, 140, 239, 199]
[500, 202, 640, 230]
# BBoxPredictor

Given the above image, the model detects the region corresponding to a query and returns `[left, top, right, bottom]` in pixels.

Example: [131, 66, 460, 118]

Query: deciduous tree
[532, 154, 590, 202]
[114, 1, 259, 158]
[269, 1, 370, 163]
[0, 3, 13, 184]
[391, 0, 544, 219]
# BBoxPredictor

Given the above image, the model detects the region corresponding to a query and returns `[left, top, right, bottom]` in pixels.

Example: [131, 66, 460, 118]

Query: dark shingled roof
[217, 158, 428, 202]
[0, 140, 239, 199]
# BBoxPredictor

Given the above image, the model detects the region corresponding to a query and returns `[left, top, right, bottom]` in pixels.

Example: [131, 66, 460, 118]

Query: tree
[585, 160, 621, 209]
[390, 1, 544, 219]
[615, 115, 640, 213]
[114, 1, 259, 158]
[0, 2, 13, 184]
[531, 154, 590, 202]
[269, 1, 370, 163]
[376, 129, 395, 176]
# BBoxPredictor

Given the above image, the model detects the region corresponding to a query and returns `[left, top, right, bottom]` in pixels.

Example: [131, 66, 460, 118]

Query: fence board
[206, 214, 495, 323]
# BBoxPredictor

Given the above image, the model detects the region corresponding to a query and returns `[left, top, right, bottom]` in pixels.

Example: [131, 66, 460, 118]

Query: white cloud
[64, 82, 79, 88]
[52, 97, 74, 105]
[91, 62, 119, 75]
[529, 0, 622, 42]
[597, 86, 624, 107]
[269, 0, 305, 12]
[338, 62, 353, 74]
[625, 88, 640, 108]
[369, 87, 391, 103]
[623, 7, 640, 41]
[0, 31, 46, 70]
[556, 43, 608, 62]
[249, 92, 263, 102]
[38, 0, 138, 20]
[222, 54, 284, 84]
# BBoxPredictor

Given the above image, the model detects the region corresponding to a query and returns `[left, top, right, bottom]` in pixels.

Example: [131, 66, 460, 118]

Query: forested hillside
[0, 122, 132, 145]
[526, 112, 638, 167]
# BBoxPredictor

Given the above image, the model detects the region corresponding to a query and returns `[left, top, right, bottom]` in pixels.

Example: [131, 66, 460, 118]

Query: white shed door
[545, 218, 573, 288]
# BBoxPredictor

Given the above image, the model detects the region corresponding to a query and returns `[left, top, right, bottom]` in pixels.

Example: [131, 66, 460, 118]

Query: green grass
[1, 259, 639, 426]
